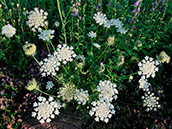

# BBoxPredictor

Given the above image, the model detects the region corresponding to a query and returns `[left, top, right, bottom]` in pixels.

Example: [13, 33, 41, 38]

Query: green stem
[57, 0, 67, 44]
[62, 65, 69, 75]
[81, 45, 109, 74]
[37, 88, 57, 98]
[44, 25, 56, 51]
[46, 42, 51, 54]
[33, 56, 41, 66]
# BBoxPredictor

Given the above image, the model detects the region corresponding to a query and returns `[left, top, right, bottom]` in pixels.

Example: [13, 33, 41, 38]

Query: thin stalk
[37, 88, 57, 98]
[44, 25, 56, 51]
[57, 0, 67, 44]
[33, 56, 40, 66]
[46, 42, 51, 54]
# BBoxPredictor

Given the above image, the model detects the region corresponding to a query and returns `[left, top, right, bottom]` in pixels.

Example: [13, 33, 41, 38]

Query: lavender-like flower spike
[132, 10, 135, 13]
[134, 0, 140, 6]
[137, 7, 140, 12]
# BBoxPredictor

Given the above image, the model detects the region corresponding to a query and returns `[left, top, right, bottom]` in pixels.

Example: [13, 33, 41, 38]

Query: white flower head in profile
[1, 24, 16, 37]
[93, 43, 101, 50]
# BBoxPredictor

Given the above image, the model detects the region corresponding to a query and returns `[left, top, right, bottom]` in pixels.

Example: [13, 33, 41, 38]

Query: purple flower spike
[134, 0, 139, 6]
[131, 25, 135, 29]
[134, 13, 137, 17]
[130, 18, 133, 23]
[161, 0, 164, 3]
[132, 10, 135, 13]
[137, 7, 140, 12]
[150, 8, 154, 12]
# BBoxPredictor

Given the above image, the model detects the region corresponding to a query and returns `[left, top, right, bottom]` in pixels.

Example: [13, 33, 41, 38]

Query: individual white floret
[39, 54, 60, 77]
[142, 91, 161, 111]
[138, 56, 159, 78]
[74, 89, 89, 105]
[89, 99, 115, 123]
[54, 44, 76, 65]
[1, 24, 16, 37]
[97, 80, 118, 102]
[87, 31, 96, 38]
[27, 7, 48, 32]
[139, 78, 150, 91]
[38, 30, 55, 41]
[93, 12, 107, 26]
[46, 81, 54, 90]
[31, 96, 62, 124]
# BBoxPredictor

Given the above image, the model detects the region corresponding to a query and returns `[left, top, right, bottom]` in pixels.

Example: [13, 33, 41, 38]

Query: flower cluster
[142, 92, 161, 111]
[107, 35, 115, 46]
[138, 56, 159, 79]
[89, 100, 116, 123]
[75, 55, 86, 68]
[27, 7, 48, 32]
[39, 54, 60, 77]
[46, 81, 54, 90]
[87, 31, 96, 38]
[23, 43, 36, 56]
[39, 44, 76, 76]
[74, 89, 89, 105]
[57, 83, 76, 102]
[1, 24, 16, 37]
[32, 96, 62, 124]
[38, 30, 55, 41]
[93, 12, 127, 34]
[93, 43, 101, 50]
[26, 78, 38, 91]
[97, 80, 118, 102]
[54, 44, 76, 65]
[93, 12, 107, 26]
[138, 78, 150, 91]
[157, 51, 170, 63]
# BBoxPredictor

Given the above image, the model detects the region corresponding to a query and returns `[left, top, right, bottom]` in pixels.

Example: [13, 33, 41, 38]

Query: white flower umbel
[46, 81, 54, 90]
[142, 91, 161, 111]
[93, 43, 101, 50]
[39, 54, 60, 77]
[27, 7, 48, 32]
[89, 99, 116, 123]
[110, 18, 124, 28]
[117, 27, 127, 34]
[139, 78, 150, 91]
[103, 19, 113, 28]
[38, 30, 55, 41]
[93, 12, 107, 26]
[54, 44, 76, 65]
[87, 31, 96, 38]
[57, 83, 76, 102]
[74, 89, 89, 105]
[32, 96, 62, 124]
[138, 56, 159, 79]
[1, 24, 16, 37]
[97, 80, 118, 102]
